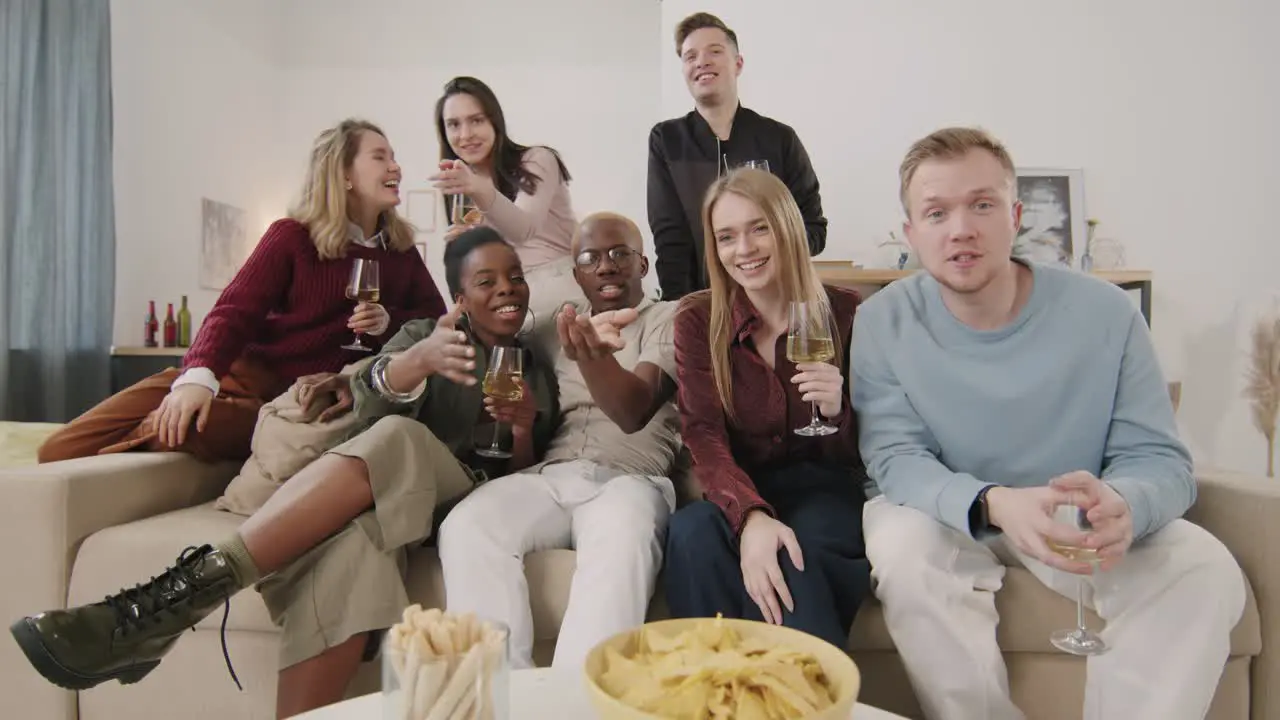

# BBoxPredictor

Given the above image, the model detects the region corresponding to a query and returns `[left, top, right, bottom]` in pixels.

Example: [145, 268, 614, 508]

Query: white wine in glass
[341, 259, 380, 352]
[476, 346, 524, 459]
[786, 300, 838, 436]
[1049, 504, 1108, 656]
[450, 194, 483, 227]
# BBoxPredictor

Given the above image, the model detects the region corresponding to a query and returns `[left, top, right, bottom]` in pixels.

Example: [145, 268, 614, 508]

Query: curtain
[1, 0, 115, 422]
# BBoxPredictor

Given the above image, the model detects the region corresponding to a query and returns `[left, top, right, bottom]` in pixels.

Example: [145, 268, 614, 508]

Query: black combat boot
[10, 545, 243, 690]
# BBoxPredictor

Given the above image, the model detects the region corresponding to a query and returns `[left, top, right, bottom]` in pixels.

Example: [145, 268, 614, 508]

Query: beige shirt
[483, 146, 577, 270]
[535, 298, 681, 479]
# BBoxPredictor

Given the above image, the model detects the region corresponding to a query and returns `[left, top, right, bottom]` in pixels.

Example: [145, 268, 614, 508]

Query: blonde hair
[289, 119, 415, 261]
[899, 126, 1016, 216]
[689, 168, 832, 422]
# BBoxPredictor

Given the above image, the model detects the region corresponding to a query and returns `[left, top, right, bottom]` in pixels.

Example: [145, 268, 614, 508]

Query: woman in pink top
[429, 76, 583, 342]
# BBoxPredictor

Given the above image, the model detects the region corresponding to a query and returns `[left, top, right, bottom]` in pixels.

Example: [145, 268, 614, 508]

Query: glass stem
[1075, 577, 1087, 632]
[810, 400, 821, 426]
[491, 421, 504, 450]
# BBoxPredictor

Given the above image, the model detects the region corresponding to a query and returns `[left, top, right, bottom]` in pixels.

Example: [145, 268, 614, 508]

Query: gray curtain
[1, 0, 115, 422]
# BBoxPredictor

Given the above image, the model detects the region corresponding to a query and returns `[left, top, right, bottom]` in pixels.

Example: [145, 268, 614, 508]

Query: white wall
[275, 0, 662, 300]
[111, 0, 292, 344]
[661, 0, 1280, 474]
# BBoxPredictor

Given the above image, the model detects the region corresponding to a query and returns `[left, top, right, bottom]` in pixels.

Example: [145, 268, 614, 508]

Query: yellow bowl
[583, 618, 861, 719]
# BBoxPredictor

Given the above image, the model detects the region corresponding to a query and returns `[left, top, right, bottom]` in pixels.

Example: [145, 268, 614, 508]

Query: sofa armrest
[1186, 469, 1280, 720]
[0, 453, 237, 720]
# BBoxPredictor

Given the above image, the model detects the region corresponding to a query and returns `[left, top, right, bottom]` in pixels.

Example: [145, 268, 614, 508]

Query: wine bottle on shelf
[144, 300, 158, 347]
[177, 295, 192, 347]
[163, 303, 177, 347]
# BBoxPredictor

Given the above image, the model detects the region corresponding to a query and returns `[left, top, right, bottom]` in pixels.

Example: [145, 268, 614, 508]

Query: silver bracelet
[370, 354, 424, 403]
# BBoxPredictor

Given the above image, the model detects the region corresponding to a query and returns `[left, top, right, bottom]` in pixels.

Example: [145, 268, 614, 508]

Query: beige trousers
[863, 495, 1246, 720]
[256, 415, 475, 669]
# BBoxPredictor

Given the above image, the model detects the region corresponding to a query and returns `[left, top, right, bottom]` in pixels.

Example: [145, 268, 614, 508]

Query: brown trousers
[37, 357, 286, 464]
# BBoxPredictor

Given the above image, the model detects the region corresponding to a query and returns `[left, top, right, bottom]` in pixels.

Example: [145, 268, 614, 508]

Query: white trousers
[863, 496, 1246, 720]
[437, 460, 675, 670]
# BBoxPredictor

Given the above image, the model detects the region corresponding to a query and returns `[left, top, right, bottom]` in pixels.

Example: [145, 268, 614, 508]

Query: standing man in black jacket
[647, 11, 828, 300]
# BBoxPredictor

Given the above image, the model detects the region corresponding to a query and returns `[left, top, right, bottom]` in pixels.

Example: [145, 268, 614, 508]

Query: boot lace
[105, 545, 242, 690]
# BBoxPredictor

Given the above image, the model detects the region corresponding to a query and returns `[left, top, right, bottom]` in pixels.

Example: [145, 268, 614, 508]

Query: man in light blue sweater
[851, 127, 1245, 720]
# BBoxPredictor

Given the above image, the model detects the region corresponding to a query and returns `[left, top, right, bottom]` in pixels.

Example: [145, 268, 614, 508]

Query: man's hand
[985, 485, 1094, 574]
[556, 305, 637, 362]
[1050, 471, 1134, 570]
[295, 372, 354, 422]
[739, 510, 805, 625]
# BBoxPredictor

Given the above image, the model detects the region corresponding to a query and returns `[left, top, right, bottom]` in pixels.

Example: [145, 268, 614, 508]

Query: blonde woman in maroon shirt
[39, 119, 446, 464]
[663, 168, 871, 651]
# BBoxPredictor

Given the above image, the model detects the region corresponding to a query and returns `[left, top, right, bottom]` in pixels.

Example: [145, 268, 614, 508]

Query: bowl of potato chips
[584, 616, 860, 719]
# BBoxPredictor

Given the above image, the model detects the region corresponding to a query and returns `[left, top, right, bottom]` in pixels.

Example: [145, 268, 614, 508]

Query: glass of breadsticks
[382, 605, 509, 720]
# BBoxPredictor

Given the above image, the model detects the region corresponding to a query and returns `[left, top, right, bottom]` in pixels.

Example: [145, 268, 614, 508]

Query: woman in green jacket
[9, 227, 558, 719]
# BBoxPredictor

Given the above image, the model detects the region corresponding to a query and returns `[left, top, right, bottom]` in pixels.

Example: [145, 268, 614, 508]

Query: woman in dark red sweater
[663, 168, 871, 651]
[39, 119, 446, 464]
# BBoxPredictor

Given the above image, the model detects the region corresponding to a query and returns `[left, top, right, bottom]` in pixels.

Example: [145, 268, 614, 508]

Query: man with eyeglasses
[437, 212, 682, 671]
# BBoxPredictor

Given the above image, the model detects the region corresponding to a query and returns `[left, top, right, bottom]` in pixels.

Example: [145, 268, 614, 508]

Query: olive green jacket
[348, 318, 558, 476]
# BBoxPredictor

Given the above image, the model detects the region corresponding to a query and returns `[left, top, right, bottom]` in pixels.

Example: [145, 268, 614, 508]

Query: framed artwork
[200, 198, 247, 289]
[404, 189, 437, 233]
[1014, 168, 1085, 268]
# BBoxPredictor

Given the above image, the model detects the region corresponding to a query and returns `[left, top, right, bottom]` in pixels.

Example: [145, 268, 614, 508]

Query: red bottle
[144, 301, 159, 347]
[163, 303, 177, 347]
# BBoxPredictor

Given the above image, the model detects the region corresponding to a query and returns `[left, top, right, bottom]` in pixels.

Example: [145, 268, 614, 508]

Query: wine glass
[450, 193, 483, 227]
[475, 345, 524, 459]
[786, 300, 838, 436]
[341, 259, 380, 352]
[1048, 503, 1108, 655]
[735, 159, 771, 173]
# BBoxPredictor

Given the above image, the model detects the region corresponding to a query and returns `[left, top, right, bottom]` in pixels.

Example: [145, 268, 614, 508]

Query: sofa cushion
[71, 502, 1263, 660]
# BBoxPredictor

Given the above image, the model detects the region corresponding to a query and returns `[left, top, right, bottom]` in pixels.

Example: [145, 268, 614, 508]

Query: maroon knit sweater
[184, 218, 446, 383]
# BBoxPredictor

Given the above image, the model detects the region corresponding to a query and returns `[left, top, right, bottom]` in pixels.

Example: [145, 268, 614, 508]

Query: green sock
[214, 533, 262, 588]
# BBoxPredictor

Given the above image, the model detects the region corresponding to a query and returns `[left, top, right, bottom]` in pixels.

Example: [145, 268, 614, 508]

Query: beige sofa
[0, 453, 1275, 720]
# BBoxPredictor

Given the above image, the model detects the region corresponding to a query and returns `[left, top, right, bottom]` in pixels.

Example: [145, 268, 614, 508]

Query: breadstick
[428, 621, 456, 657]
[401, 604, 424, 626]
[385, 643, 406, 684]
[423, 642, 484, 720]
[445, 687, 477, 720]
[454, 613, 475, 654]
[400, 640, 422, 720]
[413, 657, 448, 720]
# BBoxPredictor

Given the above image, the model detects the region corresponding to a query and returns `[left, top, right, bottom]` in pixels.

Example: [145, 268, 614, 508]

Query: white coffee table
[292, 667, 904, 719]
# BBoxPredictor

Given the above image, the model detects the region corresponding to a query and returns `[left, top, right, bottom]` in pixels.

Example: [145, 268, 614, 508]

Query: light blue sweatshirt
[850, 261, 1192, 541]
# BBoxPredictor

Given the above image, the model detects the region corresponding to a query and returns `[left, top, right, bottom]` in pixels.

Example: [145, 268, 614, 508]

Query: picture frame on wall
[1014, 168, 1085, 268]
[404, 189, 437, 233]
[200, 198, 248, 290]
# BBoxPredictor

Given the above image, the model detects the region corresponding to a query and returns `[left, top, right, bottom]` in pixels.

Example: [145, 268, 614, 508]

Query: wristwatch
[970, 484, 999, 536]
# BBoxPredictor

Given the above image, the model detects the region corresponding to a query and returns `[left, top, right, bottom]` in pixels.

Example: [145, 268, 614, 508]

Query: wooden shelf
[110, 346, 188, 357]
[815, 264, 1150, 286]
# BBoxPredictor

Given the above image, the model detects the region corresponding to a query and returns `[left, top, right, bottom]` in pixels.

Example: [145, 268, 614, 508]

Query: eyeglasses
[574, 246, 638, 270]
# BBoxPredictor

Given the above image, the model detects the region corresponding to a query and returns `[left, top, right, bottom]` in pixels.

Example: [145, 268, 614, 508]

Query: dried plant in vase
[1243, 311, 1280, 477]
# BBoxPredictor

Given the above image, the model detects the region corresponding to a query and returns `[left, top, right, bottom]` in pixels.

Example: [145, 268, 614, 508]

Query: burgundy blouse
[674, 285, 865, 533]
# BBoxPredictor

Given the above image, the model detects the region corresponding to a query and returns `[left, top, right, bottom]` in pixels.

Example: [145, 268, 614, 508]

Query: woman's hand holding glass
[790, 361, 843, 420]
